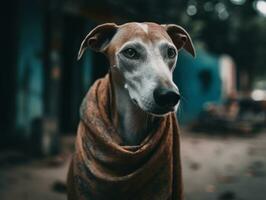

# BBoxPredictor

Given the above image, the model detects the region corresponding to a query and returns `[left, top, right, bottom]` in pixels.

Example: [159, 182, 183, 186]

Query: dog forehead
[110, 22, 171, 50]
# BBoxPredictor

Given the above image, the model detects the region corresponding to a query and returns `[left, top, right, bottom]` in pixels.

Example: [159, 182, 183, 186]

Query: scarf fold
[68, 74, 183, 200]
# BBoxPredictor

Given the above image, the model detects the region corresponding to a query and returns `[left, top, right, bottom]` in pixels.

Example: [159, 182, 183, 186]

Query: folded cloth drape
[67, 74, 183, 200]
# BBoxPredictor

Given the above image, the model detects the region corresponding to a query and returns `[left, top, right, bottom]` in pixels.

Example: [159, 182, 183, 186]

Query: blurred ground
[182, 130, 266, 200]
[0, 130, 266, 200]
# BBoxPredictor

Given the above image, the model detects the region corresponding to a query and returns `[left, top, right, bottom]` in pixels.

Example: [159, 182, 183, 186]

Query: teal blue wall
[16, 1, 44, 132]
[15, 2, 94, 133]
[174, 48, 222, 124]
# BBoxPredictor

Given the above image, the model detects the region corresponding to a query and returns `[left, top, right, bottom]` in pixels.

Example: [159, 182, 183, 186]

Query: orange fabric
[67, 74, 183, 200]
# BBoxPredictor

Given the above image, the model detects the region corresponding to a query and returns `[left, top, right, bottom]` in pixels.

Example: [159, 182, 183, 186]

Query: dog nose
[153, 87, 180, 107]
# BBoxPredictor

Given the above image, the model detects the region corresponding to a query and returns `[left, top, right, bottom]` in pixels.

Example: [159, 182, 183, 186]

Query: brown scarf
[67, 74, 183, 200]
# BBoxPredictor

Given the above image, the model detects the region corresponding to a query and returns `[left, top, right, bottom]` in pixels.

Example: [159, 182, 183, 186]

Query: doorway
[60, 15, 109, 134]
[60, 14, 86, 133]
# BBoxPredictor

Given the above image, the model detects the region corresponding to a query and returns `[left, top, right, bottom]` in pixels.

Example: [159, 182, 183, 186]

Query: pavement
[0, 130, 265, 200]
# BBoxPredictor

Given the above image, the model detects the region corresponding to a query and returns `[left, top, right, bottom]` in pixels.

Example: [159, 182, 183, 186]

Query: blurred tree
[184, 0, 266, 87]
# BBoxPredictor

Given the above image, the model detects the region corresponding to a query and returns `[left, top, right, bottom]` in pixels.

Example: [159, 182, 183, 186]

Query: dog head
[78, 22, 195, 115]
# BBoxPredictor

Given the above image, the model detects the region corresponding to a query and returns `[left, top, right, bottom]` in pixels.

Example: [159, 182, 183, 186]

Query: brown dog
[67, 22, 195, 200]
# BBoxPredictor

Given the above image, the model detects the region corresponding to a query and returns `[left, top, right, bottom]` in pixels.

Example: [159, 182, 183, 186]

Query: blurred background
[1, 0, 266, 199]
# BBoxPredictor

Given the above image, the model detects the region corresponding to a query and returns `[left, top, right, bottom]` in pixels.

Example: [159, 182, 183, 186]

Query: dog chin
[147, 107, 175, 116]
[146, 102, 179, 116]
[131, 98, 177, 116]
[140, 104, 177, 117]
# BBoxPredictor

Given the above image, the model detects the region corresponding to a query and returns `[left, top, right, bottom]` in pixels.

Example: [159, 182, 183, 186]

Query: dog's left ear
[77, 23, 119, 60]
[162, 24, 196, 58]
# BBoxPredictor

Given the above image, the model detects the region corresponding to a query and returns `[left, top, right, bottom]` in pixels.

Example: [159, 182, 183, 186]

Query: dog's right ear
[162, 24, 196, 58]
[77, 23, 119, 60]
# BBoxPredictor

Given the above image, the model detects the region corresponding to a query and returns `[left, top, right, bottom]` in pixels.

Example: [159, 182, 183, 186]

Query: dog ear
[162, 24, 196, 58]
[77, 23, 119, 60]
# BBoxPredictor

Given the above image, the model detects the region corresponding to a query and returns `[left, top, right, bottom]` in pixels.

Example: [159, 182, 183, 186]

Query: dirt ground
[182, 130, 266, 200]
[0, 130, 265, 200]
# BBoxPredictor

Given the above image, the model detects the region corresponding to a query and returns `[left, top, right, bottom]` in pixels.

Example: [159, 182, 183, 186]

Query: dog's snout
[153, 87, 180, 107]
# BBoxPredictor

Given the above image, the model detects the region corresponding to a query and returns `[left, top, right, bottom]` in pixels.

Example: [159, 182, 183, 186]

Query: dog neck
[109, 70, 156, 146]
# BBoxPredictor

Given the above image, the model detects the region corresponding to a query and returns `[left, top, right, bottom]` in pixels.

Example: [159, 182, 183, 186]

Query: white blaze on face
[135, 23, 149, 34]
[149, 39, 177, 81]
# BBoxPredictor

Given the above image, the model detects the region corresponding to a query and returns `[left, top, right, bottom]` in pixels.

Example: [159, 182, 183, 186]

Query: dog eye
[122, 48, 139, 59]
[167, 47, 176, 58]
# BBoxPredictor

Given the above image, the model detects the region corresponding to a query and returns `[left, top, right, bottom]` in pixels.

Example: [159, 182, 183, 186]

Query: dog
[67, 22, 195, 200]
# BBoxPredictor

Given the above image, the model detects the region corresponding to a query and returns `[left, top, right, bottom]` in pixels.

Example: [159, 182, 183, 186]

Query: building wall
[16, 0, 44, 135]
[174, 48, 222, 124]
[15, 1, 96, 135]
